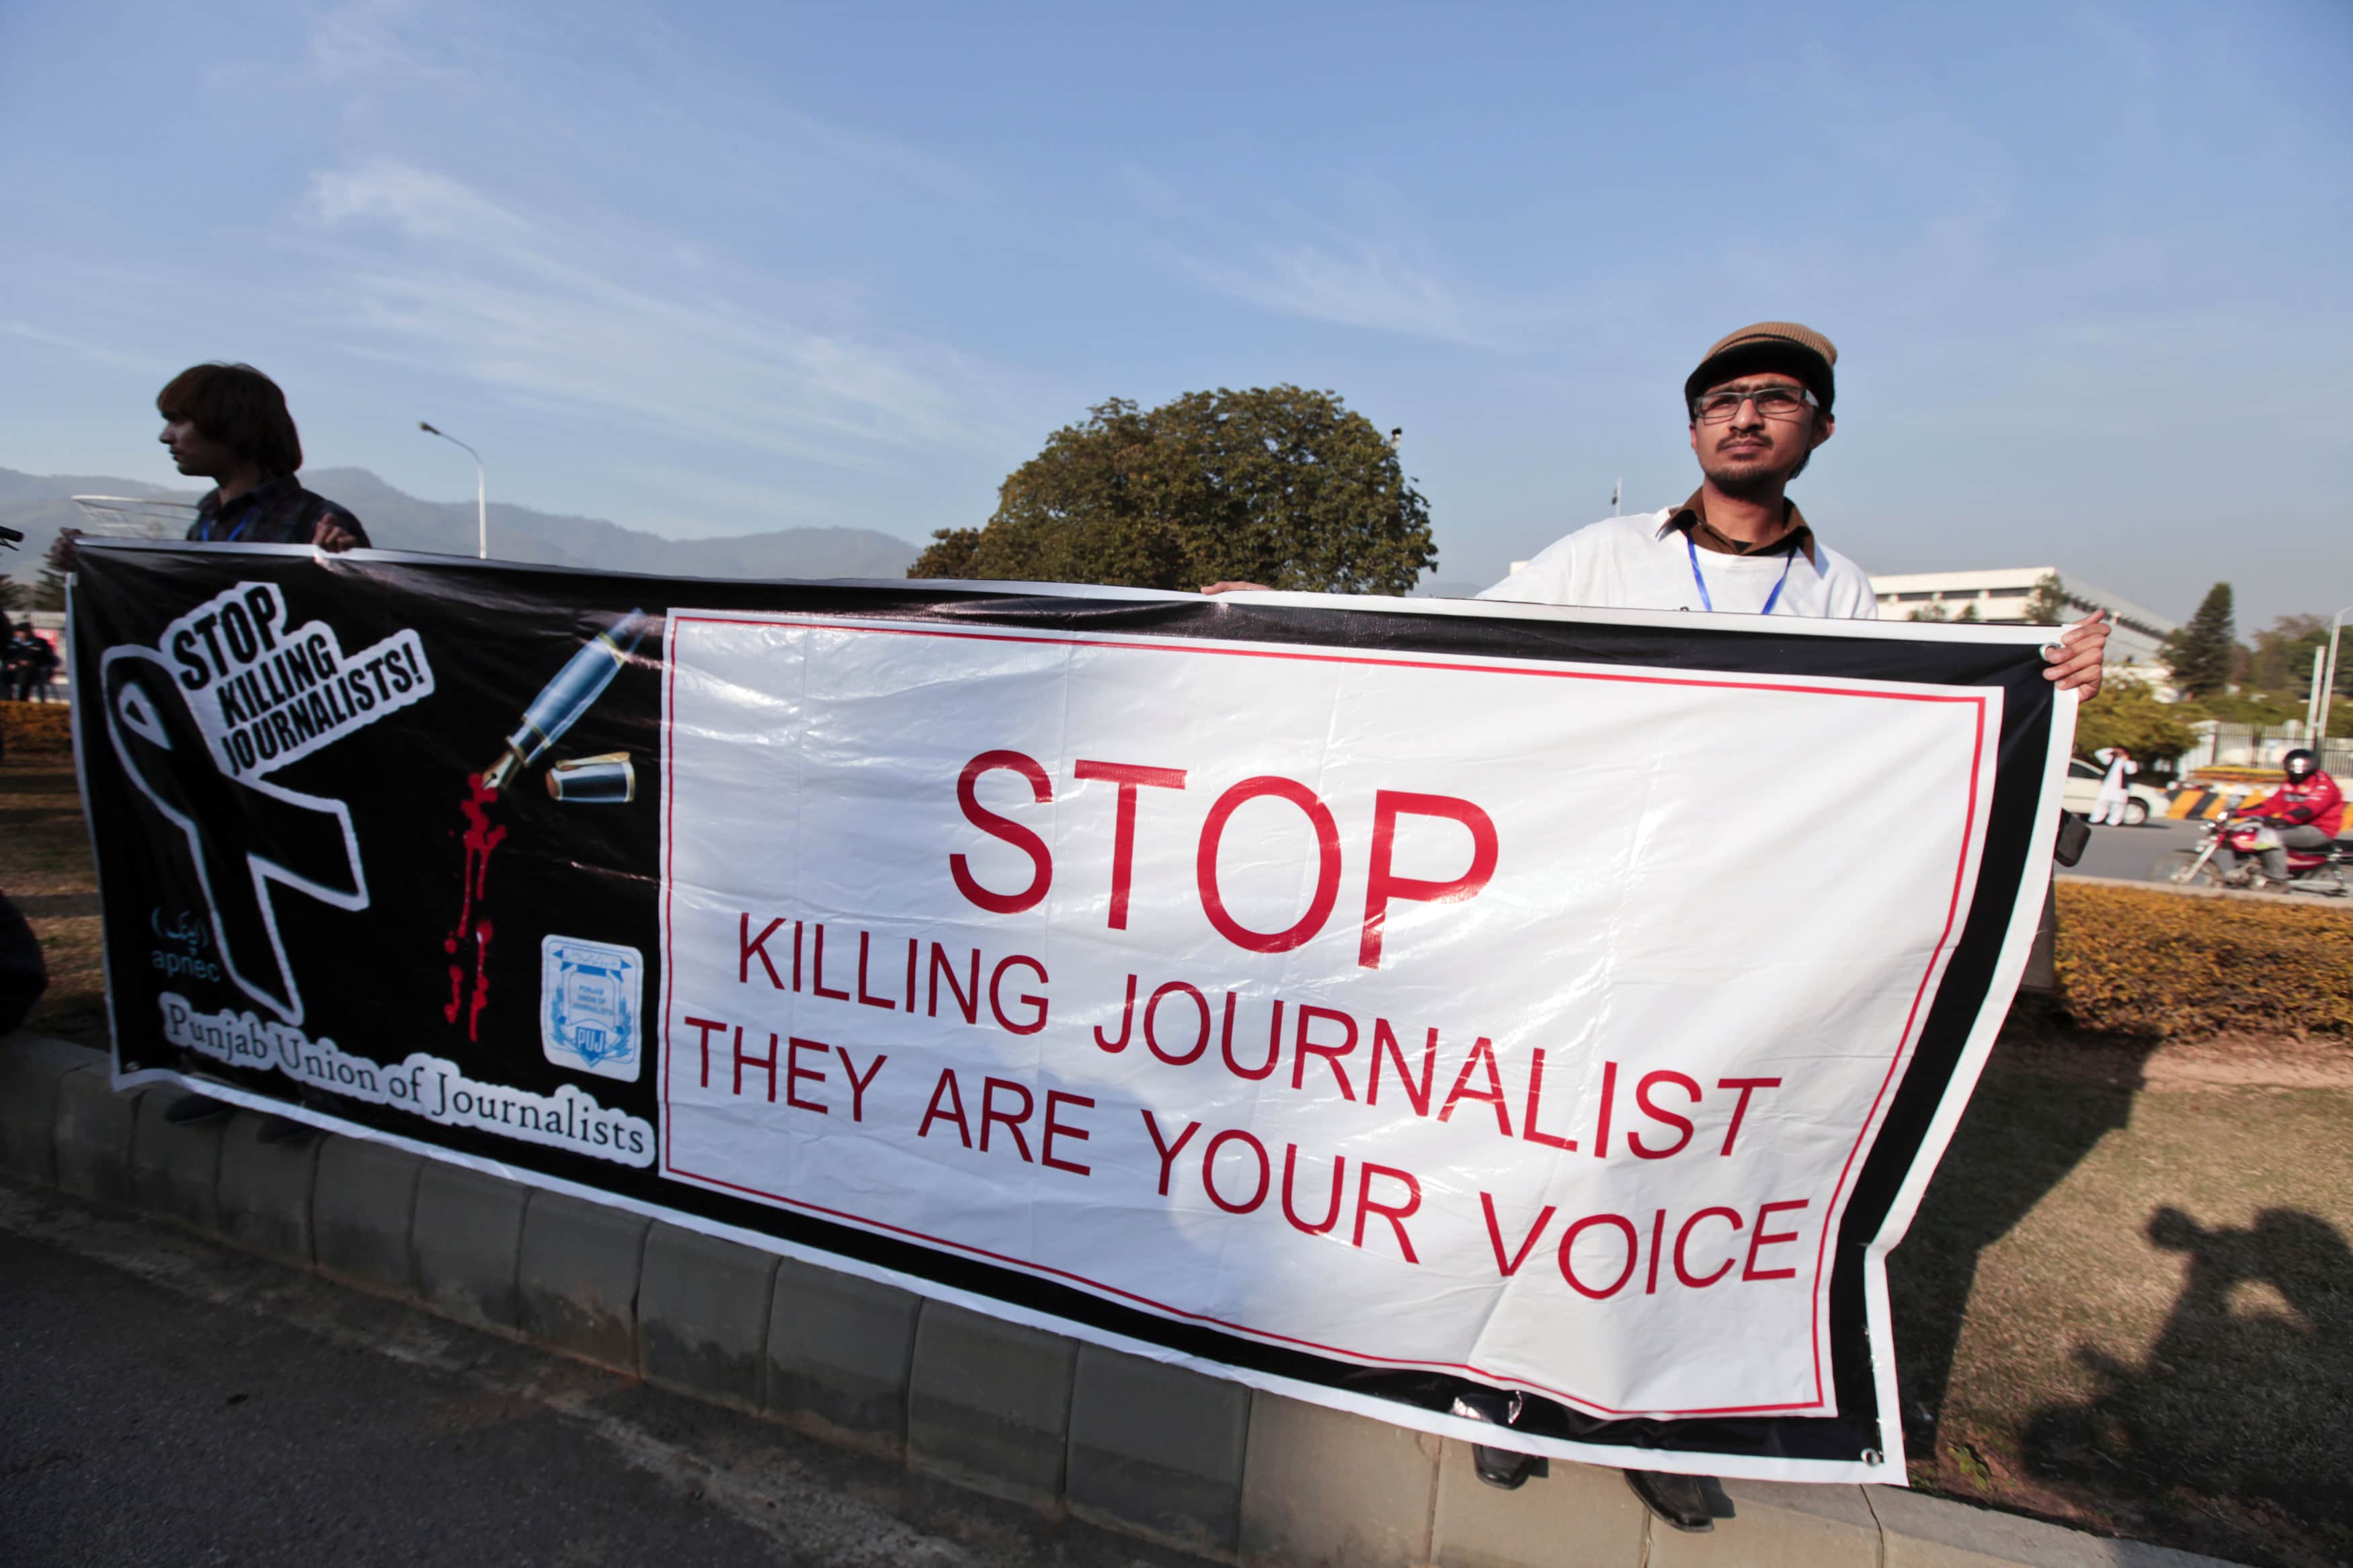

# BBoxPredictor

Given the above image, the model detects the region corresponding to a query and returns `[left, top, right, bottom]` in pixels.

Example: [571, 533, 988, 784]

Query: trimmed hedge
[1, 699, 73, 755]
[2054, 881, 2353, 1038]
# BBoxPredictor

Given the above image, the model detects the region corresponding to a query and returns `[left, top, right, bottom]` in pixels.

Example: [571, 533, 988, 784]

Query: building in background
[1864, 567, 2178, 674]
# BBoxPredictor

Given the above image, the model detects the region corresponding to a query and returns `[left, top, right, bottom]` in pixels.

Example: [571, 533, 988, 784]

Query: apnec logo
[149, 906, 223, 985]
[104, 582, 438, 1026]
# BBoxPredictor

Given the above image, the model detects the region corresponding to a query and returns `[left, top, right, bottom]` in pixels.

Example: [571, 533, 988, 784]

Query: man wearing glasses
[1480, 321, 2110, 699]
[1214, 323, 2109, 1528]
[1210, 322, 2111, 693]
[1475, 325, 2108, 1523]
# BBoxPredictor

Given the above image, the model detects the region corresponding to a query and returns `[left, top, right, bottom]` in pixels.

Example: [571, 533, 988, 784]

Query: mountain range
[1, 466, 1483, 597]
[0, 466, 925, 585]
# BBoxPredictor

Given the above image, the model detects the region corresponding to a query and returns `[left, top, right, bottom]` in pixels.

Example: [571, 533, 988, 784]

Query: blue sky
[3, 1, 2347, 624]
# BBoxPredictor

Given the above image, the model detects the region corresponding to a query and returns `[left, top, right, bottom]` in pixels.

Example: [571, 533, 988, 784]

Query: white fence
[2180, 720, 2353, 776]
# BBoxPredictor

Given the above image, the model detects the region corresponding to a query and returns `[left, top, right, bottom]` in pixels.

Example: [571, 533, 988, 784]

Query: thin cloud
[0, 321, 170, 376]
[306, 0, 473, 85]
[1177, 240, 1503, 347]
[296, 159, 1022, 470]
[1123, 165, 1562, 350]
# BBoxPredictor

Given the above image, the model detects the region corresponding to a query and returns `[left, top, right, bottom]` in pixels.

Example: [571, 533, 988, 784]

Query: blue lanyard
[1687, 532, 1795, 616]
[202, 491, 258, 542]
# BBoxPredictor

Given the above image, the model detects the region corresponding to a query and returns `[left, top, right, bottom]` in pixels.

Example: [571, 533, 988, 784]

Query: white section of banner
[656, 614, 1998, 1423]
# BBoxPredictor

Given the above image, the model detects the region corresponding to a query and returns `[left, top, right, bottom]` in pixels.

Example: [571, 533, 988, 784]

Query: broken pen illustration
[480, 608, 651, 792]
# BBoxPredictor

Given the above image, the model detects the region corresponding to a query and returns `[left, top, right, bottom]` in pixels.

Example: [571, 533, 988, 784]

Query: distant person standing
[3, 622, 32, 698]
[2090, 746, 2138, 825]
[157, 363, 370, 550]
[22, 632, 58, 702]
[7, 624, 54, 700]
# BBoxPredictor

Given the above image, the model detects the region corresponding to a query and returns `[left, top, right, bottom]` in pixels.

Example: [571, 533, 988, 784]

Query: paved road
[2061, 815, 2202, 883]
[0, 1182, 1194, 1568]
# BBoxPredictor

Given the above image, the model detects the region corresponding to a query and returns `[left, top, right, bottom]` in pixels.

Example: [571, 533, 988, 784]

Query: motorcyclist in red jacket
[2218, 749, 2344, 886]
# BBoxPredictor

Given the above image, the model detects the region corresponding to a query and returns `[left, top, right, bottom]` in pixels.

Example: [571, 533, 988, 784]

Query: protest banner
[71, 540, 2072, 1482]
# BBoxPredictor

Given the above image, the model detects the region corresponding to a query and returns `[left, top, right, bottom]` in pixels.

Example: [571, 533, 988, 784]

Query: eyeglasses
[1691, 384, 1817, 423]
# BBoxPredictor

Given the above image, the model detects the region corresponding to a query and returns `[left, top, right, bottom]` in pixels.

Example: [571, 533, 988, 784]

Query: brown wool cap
[1685, 321, 1838, 417]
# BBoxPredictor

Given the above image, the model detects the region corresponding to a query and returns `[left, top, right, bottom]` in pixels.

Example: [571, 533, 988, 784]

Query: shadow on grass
[2024, 1204, 2353, 1538]
[1890, 1003, 2353, 1565]
[1887, 1003, 2157, 1458]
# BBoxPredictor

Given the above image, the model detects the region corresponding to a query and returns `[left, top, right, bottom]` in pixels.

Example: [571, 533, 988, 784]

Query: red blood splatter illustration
[443, 774, 507, 1040]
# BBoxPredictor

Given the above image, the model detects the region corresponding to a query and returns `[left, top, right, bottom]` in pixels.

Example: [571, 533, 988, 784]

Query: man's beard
[1703, 442, 1808, 499]
[1702, 461, 1781, 501]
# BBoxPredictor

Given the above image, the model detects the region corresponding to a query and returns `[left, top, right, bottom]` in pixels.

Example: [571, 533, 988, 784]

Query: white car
[2061, 757, 2167, 825]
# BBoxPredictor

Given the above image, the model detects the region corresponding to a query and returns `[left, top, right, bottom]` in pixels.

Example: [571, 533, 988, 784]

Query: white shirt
[1476, 510, 1880, 620]
[2094, 749, 2138, 790]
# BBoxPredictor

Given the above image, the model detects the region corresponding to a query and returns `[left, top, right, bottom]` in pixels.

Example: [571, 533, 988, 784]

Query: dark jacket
[187, 475, 370, 547]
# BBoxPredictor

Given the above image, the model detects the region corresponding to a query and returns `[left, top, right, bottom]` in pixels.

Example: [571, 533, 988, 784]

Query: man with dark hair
[151, 364, 364, 1139]
[157, 363, 369, 551]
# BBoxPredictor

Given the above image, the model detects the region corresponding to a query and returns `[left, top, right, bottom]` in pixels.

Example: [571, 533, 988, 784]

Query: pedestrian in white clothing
[2091, 746, 2139, 824]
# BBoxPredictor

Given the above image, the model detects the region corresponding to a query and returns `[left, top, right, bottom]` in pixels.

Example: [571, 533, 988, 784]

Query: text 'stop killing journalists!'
[73, 540, 2075, 1483]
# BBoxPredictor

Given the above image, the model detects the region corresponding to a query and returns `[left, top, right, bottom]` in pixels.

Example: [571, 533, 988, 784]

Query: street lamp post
[418, 422, 487, 560]
[2307, 645, 2327, 739]
[2317, 606, 2353, 754]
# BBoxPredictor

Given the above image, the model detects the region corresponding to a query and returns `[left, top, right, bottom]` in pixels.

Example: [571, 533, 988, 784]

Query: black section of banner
[73, 542, 2063, 1471]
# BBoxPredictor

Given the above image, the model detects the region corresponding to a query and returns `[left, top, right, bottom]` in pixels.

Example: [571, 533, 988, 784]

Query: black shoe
[1471, 1444, 1544, 1490]
[1624, 1469, 1714, 1532]
[164, 1093, 233, 1126]
[256, 1114, 315, 1145]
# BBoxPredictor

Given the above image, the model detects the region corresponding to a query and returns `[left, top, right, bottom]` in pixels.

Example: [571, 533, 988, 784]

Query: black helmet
[2284, 748, 2319, 780]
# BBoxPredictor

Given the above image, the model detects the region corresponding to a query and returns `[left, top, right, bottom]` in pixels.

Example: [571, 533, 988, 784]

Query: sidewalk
[1, 1030, 2249, 1567]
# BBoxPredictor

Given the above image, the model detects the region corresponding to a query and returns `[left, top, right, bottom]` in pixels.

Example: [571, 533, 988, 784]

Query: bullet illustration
[547, 752, 636, 804]
[481, 609, 651, 792]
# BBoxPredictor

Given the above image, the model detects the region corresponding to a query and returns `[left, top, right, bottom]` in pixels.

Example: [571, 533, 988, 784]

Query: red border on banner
[657, 614, 1990, 1419]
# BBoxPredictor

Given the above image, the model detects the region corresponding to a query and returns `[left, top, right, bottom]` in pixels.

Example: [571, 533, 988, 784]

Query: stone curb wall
[0, 1034, 2236, 1568]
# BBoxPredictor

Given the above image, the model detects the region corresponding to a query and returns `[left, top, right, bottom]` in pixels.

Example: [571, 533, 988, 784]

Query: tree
[2200, 688, 2303, 733]
[912, 387, 1436, 593]
[2161, 581, 2235, 699]
[2247, 614, 2329, 702]
[911, 526, 980, 581]
[2022, 573, 2071, 626]
[1905, 602, 1979, 622]
[0, 572, 24, 612]
[2075, 681, 2199, 766]
[31, 529, 79, 612]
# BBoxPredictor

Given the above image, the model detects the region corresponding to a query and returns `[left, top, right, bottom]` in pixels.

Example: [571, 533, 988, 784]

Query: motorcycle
[2149, 815, 2351, 895]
